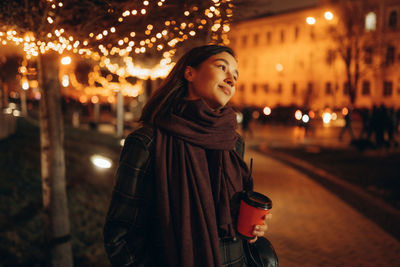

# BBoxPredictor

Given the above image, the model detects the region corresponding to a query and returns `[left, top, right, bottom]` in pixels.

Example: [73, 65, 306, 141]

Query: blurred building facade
[229, 0, 400, 110]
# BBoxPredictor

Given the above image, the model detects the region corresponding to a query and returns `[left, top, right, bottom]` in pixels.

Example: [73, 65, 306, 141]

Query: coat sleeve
[103, 132, 154, 267]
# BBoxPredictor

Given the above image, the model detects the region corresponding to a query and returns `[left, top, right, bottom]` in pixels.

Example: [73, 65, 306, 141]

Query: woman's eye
[218, 64, 226, 71]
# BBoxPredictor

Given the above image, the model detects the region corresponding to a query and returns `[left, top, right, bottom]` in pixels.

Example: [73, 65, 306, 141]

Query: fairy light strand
[0, 0, 233, 99]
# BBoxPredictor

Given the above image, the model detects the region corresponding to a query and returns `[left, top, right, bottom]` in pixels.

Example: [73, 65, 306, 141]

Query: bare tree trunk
[116, 90, 124, 138]
[37, 52, 74, 267]
[0, 80, 3, 109]
[21, 89, 28, 117]
[3, 83, 9, 108]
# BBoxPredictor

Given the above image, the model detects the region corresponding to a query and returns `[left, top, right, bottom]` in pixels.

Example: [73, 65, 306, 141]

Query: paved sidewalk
[245, 148, 400, 266]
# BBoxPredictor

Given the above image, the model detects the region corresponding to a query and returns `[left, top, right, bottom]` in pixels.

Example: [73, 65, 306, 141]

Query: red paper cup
[237, 191, 272, 240]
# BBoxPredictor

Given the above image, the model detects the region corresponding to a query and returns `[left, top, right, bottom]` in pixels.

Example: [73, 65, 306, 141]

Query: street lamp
[324, 11, 334, 21]
[306, 17, 316, 25]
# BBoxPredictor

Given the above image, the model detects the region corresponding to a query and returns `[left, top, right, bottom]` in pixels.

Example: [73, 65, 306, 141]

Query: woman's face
[185, 51, 238, 110]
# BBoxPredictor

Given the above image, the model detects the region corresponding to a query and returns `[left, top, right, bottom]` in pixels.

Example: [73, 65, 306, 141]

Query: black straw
[249, 158, 253, 178]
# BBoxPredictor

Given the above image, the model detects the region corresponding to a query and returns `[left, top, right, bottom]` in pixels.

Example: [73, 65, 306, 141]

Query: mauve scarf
[154, 99, 252, 267]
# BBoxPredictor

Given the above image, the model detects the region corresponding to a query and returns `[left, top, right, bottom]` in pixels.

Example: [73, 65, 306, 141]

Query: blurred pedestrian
[241, 106, 253, 139]
[386, 107, 398, 148]
[339, 107, 354, 141]
[103, 45, 274, 267]
[359, 108, 372, 140]
[375, 104, 387, 148]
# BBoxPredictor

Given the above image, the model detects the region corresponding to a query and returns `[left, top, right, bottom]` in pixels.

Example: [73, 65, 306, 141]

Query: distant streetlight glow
[302, 114, 310, 123]
[91, 95, 99, 104]
[13, 110, 21, 117]
[120, 139, 125, 146]
[324, 11, 334, 20]
[295, 110, 302, 120]
[263, 106, 272, 116]
[275, 63, 283, 72]
[91, 155, 112, 169]
[61, 56, 71, 65]
[306, 17, 316, 25]
[22, 81, 29, 90]
[323, 112, 332, 124]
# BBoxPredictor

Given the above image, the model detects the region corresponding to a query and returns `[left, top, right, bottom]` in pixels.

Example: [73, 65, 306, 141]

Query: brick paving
[245, 148, 400, 266]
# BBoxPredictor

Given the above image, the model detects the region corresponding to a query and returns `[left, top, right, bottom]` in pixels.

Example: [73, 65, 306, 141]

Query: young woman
[104, 45, 270, 267]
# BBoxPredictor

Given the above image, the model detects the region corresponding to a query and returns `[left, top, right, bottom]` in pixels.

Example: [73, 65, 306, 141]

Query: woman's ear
[184, 66, 195, 82]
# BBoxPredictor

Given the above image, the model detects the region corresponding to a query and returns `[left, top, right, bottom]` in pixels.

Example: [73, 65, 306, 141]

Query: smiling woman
[185, 51, 238, 110]
[103, 45, 274, 267]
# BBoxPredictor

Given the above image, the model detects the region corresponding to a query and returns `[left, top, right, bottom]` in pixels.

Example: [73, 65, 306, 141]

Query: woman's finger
[249, 236, 258, 244]
[252, 224, 268, 236]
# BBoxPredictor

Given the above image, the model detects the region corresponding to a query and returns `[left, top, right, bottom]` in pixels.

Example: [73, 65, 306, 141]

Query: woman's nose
[225, 73, 235, 87]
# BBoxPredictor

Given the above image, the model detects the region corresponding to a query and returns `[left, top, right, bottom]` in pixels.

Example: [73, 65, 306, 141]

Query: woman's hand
[249, 213, 272, 243]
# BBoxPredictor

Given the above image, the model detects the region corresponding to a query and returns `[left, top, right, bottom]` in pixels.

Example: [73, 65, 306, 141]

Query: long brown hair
[139, 45, 235, 123]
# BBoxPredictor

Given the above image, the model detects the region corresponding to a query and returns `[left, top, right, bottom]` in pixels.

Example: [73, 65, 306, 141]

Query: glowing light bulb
[22, 81, 29, 90]
[306, 17, 316, 25]
[61, 56, 71, 65]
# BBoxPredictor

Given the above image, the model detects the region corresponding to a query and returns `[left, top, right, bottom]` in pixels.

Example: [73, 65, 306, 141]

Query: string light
[0, 0, 233, 100]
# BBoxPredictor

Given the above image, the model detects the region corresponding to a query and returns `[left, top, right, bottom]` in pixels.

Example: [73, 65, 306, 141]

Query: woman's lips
[219, 85, 231, 96]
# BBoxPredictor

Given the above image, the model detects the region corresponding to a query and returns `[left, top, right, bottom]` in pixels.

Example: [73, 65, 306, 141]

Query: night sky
[271, 0, 318, 12]
[235, 0, 318, 21]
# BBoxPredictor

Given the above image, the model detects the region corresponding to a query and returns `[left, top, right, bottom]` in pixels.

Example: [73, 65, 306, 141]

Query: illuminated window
[362, 81, 371, 95]
[326, 49, 336, 65]
[241, 35, 248, 48]
[383, 81, 393, 96]
[365, 12, 377, 31]
[385, 45, 395, 65]
[253, 34, 259, 45]
[277, 83, 283, 94]
[263, 84, 270, 93]
[266, 31, 272, 44]
[294, 26, 299, 40]
[252, 84, 257, 93]
[325, 82, 332, 95]
[364, 47, 373, 64]
[388, 10, 398, 29]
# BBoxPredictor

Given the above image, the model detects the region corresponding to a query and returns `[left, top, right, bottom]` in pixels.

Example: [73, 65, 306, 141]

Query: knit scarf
[154, 99, 252, 267]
